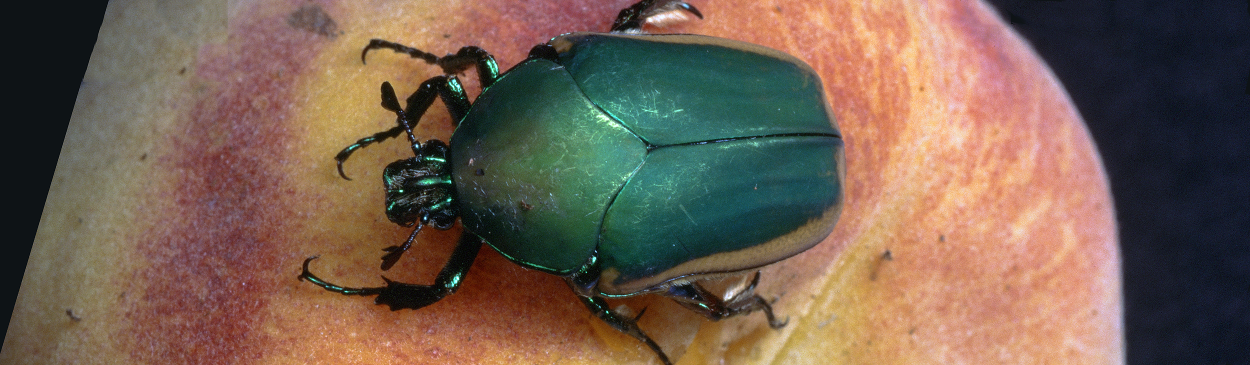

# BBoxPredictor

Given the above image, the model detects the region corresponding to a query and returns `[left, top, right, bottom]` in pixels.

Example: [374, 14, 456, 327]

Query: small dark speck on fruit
[475, 168, 485, 176]
[870, 249, 893, 281]
[817, 314, 836, 328]
[287, 4, 340, 38]
[66, 309, 82, 322]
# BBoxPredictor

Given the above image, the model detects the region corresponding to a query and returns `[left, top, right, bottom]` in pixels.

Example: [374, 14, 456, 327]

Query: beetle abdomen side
[451, 59, 647, 274]
[597, 136, 845, 295]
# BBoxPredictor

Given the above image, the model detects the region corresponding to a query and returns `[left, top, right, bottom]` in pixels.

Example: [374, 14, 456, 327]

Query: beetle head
[382, 140, 457, 229]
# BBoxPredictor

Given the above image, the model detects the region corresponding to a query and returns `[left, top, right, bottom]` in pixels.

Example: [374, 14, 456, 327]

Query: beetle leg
[662, 272, 789, 329]
[610, 0, 703, 33]
[338, 41, 492, 178]
[334, 125, 405, 180]
[299, 232, 483, 311]
[333, 82, 411, 180]
[403, 75, 472, 125]
[335, 75, 471, 179]
[571, 291, 673, 365]
[362, 40, 501, 87]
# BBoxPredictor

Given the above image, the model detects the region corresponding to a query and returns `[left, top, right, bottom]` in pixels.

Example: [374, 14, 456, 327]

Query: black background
[984, 1, 1248, 363]
[5, 1, 1247, 363]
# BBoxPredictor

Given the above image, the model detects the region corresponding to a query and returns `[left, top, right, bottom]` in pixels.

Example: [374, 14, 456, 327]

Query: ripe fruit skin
[4, 0, 1121, 364]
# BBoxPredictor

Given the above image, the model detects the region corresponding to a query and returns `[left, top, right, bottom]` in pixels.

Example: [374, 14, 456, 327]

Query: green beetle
[299, 1, 844, 363]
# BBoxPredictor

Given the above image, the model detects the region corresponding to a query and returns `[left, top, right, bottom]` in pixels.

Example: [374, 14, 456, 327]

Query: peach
[4, 0, 1120, 363]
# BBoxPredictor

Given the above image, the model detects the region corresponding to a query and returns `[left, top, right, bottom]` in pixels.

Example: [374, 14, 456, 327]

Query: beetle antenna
[383, 82, 422, 147]
[380, 224, 422, 271]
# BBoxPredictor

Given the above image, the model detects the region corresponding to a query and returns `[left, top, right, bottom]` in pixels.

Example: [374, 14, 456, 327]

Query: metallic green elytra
[299, 1, 843, 364]
[453, 32, 844, 293]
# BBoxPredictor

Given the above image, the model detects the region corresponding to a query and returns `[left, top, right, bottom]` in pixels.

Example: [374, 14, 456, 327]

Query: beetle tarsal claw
[297, 256, 321, 283]
[633, 306, 649, 321]
[772, 316, 790, 329]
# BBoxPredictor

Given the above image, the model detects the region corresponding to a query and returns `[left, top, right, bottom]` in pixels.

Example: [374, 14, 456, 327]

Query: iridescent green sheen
[450, 59, 647, 274]
[307, 3, 843, 364]
[599, 136, 844, 293]
[553, 32, 841, 144]
[450, 34, 843, 291]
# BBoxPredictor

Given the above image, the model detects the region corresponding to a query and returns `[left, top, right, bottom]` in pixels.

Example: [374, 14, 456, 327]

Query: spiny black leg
[663, 272, 788, 329]
[437, 46, 500, 88]
[300, 231, 483, 310]
[571, 291, 672, 365]
[404, 75, 471, 125]
[362, 40, 501, 87]
[726, 271, 788, 328]
[610, 0, 704, 33]
[379, 224, 422, 270]
[363, 39, 438, 65]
